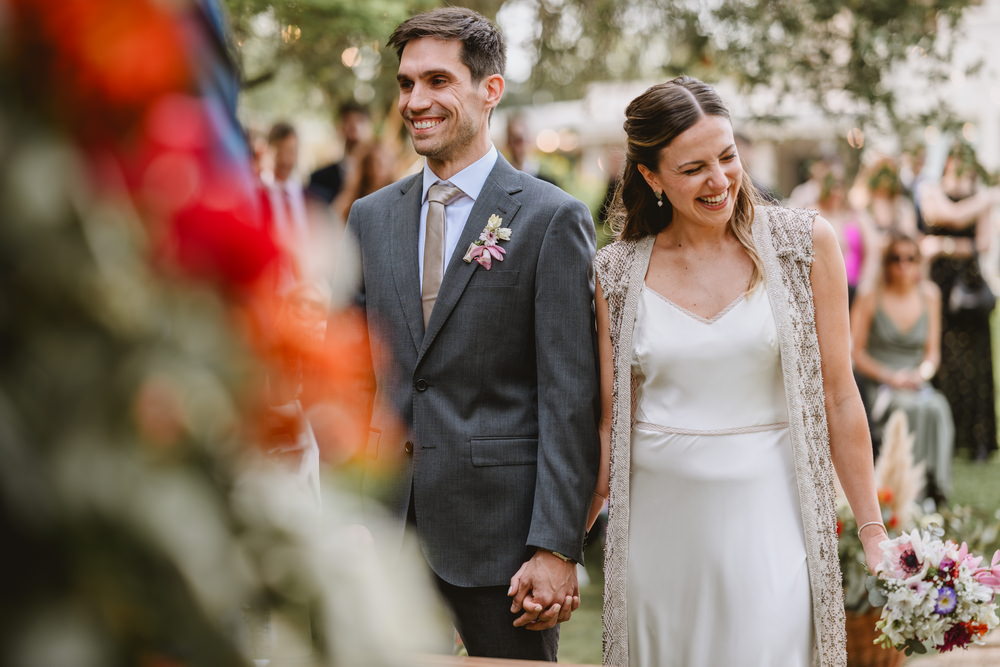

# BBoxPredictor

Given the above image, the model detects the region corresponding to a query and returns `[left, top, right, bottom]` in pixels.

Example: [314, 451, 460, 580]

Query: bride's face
[639, 114, 743, 229]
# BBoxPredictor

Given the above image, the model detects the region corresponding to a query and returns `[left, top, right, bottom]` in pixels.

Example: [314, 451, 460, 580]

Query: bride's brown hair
[607, 76, 764, 290]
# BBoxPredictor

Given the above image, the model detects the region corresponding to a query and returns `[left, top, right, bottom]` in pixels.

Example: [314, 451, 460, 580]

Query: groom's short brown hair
[388, 7, 506, 82]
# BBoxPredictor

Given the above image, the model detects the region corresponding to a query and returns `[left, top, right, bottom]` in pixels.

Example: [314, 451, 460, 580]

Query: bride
[589, 77, 884, 667]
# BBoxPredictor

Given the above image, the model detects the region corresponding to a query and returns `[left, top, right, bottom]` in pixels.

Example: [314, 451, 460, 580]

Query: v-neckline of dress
[643, 284, 749, 325]
[878, 306, 926, 337]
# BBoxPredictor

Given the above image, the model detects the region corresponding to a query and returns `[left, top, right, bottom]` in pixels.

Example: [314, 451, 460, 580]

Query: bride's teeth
[700, 193, 727, 204]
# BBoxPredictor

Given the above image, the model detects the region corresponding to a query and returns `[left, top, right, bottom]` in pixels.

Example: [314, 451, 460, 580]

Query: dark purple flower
[937, 622, 972, 652]
[899, 547, 921, 575]
[934, 586, 957, 615]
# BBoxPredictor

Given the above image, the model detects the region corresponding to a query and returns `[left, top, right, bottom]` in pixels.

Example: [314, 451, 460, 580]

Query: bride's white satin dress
[627, 283, 812, 667]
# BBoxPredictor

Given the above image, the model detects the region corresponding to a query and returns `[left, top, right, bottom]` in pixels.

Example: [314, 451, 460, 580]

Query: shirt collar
[421, 144, 498, 203]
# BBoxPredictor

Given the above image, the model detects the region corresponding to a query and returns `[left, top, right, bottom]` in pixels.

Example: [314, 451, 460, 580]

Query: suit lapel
[390, 173, 426, 352]
[417, 156, 524, 362]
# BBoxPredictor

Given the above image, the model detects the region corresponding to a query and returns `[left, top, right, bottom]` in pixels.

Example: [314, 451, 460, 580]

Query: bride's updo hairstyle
[608, 76, 763, 287]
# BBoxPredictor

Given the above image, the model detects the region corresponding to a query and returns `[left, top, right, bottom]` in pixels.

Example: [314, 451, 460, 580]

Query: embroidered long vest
[594, 206, 846, 667]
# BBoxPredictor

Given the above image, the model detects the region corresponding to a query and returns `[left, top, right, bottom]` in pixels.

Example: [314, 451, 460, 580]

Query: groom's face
[396, 38, 498, 168]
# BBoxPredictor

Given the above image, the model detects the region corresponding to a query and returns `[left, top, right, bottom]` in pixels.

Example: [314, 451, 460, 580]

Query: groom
[347, 7, 599, 661]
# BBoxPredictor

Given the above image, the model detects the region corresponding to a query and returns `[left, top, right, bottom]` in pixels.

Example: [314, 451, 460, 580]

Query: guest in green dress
[851, 232, 955, 501]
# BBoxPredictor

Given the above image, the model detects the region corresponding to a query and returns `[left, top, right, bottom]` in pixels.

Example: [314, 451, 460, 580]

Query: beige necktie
[422, 182, 463, 326]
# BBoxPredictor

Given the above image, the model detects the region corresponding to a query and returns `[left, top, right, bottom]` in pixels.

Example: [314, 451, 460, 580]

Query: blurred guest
[900, 145, 926, 193]
[851, 233, 953, 500]
[505, 113, 558, 185]
[307, 102, 373, 205]
[816, 168, 877, 302]
[246, 126, 268, 182]
[734, 131, 778, 203]
[861, 157, 918, 237]
[787, 157, 831, 208]
[332, 140, 397, 222]
[261, 121, 309, 259]
[918, 144, 1000, 461]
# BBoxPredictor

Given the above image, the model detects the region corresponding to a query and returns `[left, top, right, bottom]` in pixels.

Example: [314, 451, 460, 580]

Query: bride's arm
[811, 216, 886, 571]
[587, 278, 613, 531]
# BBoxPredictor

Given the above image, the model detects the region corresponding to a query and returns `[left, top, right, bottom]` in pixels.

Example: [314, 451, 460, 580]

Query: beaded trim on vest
[594, 206, 846, 667]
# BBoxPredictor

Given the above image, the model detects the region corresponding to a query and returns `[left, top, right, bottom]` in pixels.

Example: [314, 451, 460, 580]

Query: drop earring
[655, 191, 664, 207]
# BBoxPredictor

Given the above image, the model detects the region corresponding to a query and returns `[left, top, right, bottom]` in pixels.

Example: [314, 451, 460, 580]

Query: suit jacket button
[414, 378, 429, 392]
[404, 441, 414, 455]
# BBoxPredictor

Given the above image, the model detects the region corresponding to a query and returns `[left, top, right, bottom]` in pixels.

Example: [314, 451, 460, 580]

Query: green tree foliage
[226, 0, 977, 126]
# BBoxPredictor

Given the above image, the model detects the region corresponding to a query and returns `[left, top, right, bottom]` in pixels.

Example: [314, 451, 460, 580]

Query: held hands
[507, 550, 580, 630]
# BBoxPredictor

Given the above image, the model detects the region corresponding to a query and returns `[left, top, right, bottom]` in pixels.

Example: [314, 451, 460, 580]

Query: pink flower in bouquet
[957, 542, 983, 571]
[880, 530, 928, 580]
[973, 551, 1000, 591]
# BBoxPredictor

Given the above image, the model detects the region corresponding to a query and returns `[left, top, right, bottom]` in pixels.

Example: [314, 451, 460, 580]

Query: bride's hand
[861, 528, 888, 573]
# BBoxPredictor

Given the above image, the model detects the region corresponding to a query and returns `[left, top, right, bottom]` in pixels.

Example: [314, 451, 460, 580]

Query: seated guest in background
[851, 232, 954, 501]
[307, 101, 373, 205]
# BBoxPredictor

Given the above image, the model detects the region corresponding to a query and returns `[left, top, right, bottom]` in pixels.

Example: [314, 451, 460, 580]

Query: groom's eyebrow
[396, 68, 455, 82]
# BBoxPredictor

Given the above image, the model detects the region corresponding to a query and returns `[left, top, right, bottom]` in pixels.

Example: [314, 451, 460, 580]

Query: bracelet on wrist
[857, 520, 887, 539]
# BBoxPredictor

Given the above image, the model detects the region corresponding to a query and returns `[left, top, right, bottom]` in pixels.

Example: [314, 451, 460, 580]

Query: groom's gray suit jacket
[349, 154, 599, 587]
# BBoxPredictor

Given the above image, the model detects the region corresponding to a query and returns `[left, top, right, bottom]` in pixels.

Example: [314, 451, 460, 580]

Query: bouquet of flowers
[868, 527, 1000, 655]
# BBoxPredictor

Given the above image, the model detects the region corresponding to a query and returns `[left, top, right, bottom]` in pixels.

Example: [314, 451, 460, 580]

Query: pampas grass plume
[873, 409, 925, 530]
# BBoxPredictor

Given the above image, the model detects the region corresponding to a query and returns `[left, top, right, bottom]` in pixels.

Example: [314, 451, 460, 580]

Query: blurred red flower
[10, 0, 191, 135]
[166, 201, 282, 290]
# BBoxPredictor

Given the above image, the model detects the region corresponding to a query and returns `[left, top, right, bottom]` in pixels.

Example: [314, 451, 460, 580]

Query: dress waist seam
[633, 420, 789, 436]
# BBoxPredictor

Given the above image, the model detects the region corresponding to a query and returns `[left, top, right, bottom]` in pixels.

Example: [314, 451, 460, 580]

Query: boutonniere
[462, 213, 512, 269]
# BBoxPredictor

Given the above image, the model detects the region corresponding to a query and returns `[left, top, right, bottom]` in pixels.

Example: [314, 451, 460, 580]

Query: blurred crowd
[778, 142, 998, 505]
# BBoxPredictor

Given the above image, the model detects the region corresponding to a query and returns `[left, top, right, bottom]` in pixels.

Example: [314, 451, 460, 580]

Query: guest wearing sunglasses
[851, 233, 954, 501]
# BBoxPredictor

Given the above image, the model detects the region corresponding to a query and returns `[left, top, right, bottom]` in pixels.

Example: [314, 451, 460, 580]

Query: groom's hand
[508, 549, 580, 630]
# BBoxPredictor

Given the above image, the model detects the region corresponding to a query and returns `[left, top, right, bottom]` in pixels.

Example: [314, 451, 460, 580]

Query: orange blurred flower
[240, 287, 388, 462]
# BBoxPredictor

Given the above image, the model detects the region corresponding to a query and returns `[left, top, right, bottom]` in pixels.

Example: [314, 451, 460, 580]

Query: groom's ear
[481, 73, 505, 112]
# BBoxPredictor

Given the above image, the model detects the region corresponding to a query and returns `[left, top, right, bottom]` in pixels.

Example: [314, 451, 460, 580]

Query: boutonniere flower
[462, 213, 512, 269]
